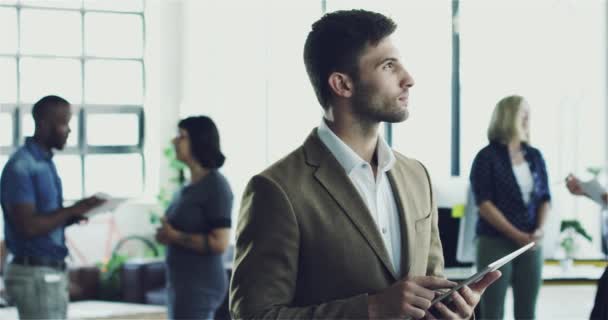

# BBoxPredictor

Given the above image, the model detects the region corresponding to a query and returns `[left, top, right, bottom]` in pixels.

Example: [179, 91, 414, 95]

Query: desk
[0, 300, 166, 319]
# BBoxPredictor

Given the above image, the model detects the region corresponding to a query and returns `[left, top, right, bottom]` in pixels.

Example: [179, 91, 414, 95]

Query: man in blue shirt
[0, 95, 104, 319]
[566, 174, 608, 320]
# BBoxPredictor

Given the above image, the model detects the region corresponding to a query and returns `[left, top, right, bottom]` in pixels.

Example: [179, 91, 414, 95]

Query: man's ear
[327, 72, 354, 98]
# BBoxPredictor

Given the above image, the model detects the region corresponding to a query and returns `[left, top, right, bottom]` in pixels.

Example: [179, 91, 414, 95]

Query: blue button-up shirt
[470, 141, 551, 237]
[0, 137, 68, 259]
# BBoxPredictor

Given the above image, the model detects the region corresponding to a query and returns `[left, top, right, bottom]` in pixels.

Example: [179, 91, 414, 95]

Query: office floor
[503, 284, 596, 320]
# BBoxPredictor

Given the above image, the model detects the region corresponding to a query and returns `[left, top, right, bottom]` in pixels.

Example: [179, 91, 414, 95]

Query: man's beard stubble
[351, 82, 409, 124]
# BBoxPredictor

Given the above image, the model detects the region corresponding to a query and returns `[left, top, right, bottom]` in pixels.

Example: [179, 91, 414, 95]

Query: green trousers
[476, 235, 543, 320]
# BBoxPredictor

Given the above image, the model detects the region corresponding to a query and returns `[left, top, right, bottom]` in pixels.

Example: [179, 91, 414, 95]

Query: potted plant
[559, 219, 592, 271]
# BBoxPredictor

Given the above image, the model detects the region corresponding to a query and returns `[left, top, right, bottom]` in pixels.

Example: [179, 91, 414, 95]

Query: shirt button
[382, 227, 387, 234]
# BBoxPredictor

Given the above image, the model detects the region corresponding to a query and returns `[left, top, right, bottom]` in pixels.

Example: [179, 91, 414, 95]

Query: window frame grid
[0, 0, 146, 199]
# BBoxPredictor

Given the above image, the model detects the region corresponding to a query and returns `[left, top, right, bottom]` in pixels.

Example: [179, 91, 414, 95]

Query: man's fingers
[405, 293, 432, 310]
[425, 309, 438, 320]
[469, 270, 502, 293]
[433, 301, 457, 319]
[403, 304, 426, 320]
[449, 291, 472, 319]
[413, 276, 457, 290]
[458, 285, 476, 306]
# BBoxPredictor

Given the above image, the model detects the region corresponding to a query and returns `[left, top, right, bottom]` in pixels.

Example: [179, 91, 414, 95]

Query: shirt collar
[317, 119, 395, 175]
[25, 137, 53, 161]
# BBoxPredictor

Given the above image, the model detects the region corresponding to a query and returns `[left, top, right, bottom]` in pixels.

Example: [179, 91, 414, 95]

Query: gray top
[165, 170, 233, 303]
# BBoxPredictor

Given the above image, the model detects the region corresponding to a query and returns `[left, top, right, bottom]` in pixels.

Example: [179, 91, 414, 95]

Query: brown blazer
[230, 130, 445, 319]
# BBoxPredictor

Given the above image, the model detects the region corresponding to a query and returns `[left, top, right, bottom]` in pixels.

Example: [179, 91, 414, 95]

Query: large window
[0, 0, 145, 199]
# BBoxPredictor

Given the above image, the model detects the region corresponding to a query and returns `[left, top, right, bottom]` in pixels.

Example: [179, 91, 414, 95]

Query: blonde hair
[487, 95, 527, 144]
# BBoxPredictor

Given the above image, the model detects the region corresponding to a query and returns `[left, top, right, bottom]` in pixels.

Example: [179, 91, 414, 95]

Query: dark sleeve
[470, 149, 494, 206]
[204, 177, 233, 230]
[535, 149, 551, 203]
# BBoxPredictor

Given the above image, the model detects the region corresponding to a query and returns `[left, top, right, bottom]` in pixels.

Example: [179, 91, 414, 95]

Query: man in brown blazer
[230, 9, 500, 319]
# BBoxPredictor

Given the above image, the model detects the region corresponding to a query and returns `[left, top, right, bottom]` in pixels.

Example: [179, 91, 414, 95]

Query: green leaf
[560, 219, 593, 242]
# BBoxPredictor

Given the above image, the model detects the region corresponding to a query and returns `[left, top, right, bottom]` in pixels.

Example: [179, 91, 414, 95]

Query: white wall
[64, 0, 185, 266]
[178, 0, 323, 225]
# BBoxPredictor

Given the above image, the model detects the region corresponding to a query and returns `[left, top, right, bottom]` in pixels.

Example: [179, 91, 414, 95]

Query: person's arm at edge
[7, 196, 103, 239]
[167, 226, 230, 255]
[229, 175, 370, 320]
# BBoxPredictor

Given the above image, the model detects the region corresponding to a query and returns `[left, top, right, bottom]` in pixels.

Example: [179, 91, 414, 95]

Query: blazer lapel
[387, 167, 421, 277]
[304, 131, 398, 280]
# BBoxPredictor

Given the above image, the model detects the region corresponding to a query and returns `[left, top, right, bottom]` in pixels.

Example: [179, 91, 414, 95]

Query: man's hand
[426, 270, 501, 320]
[155, 217, 179, 245]
[368, 276, 457, 319]
[70, 196, 105, 216]
[565, 174, 585, 196]
[565, 174, 608, 205]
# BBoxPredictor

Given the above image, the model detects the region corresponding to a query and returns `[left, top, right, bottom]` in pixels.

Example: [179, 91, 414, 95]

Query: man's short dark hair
[178, 116, 226, 169]
[32, 95, 70, 123]
[303, 10, 397, 110]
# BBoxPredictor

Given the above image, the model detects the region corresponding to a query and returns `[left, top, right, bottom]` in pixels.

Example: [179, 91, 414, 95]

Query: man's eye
[384, 62, 394, 70]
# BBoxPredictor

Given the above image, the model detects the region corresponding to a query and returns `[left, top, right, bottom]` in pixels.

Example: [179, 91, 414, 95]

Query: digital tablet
[431, 242, 535, 306]
[84, 192, 127, 218]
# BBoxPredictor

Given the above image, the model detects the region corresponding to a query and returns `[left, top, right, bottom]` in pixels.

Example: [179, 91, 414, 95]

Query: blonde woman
[469, 95, 551, 319]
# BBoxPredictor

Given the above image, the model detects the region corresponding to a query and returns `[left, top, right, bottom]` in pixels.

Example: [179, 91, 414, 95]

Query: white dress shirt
[317, 119, 403, 276]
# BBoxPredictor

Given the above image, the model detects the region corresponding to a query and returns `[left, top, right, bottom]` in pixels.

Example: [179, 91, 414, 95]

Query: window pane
[21, 111, 78, 147]
[54, 154, 82, 200]
[20, 58, 82, 104]
[0, 113, 12, 146]
[85, 13, 143, 58]
[0, 8, 17, 54]
[83, 0, 143, 12]
[87, 113, 139, 146]
[85, 60, 142, 104]
[21, 0, 82, 9]
[85, 154, 142, 197]
[0, 58, 17, 103]
[21, 9, 82, 56]
[21, 115, 34, 140]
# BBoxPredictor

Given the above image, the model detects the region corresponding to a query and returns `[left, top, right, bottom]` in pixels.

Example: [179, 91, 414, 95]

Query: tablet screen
[430, 242, 535, 306]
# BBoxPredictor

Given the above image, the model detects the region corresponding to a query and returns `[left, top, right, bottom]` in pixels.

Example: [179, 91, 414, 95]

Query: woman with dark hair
[155, 116, 233, 320]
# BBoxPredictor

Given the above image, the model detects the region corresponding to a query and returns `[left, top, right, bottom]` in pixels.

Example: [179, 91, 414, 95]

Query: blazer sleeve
[229, 175, 370, 320]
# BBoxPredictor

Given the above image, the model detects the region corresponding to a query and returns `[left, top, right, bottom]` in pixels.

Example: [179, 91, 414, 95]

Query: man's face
[46, 104, 72, 150]
[350, 36, 414, 123]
